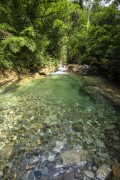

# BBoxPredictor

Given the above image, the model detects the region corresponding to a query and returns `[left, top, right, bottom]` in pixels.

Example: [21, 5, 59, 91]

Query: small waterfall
[52, 64, 68, 75]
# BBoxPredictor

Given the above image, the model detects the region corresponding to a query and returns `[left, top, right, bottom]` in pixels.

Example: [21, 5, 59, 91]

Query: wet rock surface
[96, 164, 112, 180]
[84, 170, 95, 179]
[0, 171, 3, 178]
[0, 146, 15, 160]
[112, 164, 120, 180]
[61, 149, 88, 165]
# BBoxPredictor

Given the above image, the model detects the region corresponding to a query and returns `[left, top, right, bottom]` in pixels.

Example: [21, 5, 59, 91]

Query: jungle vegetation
[0, 0, 120, 82]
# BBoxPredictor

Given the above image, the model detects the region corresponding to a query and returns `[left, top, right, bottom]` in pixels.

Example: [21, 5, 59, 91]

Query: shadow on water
[1, 79, 21, 94]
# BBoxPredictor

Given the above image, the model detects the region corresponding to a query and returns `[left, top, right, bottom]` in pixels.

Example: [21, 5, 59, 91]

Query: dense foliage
[0, 0, 120, 82]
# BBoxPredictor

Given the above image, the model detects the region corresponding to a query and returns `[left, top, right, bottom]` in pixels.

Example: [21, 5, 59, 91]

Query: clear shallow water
[0, 74, 120, 179]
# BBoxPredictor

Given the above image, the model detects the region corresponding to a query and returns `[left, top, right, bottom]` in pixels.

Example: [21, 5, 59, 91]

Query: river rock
[39, 66, 55, 75]
[82, 65, 89, 75]
[112, 164, 120, 179]
[61, 149, 88, 165]
[92, 166, 97, 172]
[6, 162, 13, 169]
[84, 170, 95, 179]
[34, 169, 42, 179]
[32, 73, 40, 78]
[47, 153, 55, 162]
[73, 66, 79, 73]
[72, 123, 83, 132]
[25, 165, 36, 170]
[53, 141, 65, 153]
[56, 170, 75, 180]
[4, 70, 18, 78]
[23, 171, 35, 180]
[68, 64, 82, 73]
[64, 170, 75, 180]
[0, 146, 15, 160]
[96, 164, 112, 180]
[56, 174, 64, 180]
[40, 176, 48, 180]
[83, 176, 91, 180]
[28, 156, 39, 165]
[0, 171, 3, 178]
[74, 171, 80, 178]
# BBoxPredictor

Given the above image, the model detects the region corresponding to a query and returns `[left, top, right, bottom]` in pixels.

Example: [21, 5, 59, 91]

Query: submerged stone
[28, 156, 39, 165]
[92, 166, 97, 172]
[96, 164, 112, 180]
[47, 153, 55, 162]
[84, 170, 95, 179]
[25, 165, 36, 170]
[40, 176, 48, 180]
[83, 176, 91, 180]
[55, 170, 75, 180]
[23, 171, 35, 180]
[64, 169, 75, 180]
[6, 162, 13, 169]
[72, 123, 83, 132]
[112, 164, 120, 180]
[0, 171, 3, 178]
[53, 141, 65, 153]
[61, 149, 88, 165]
[34, 169, 42, 178]
[0, 146, 15, 160]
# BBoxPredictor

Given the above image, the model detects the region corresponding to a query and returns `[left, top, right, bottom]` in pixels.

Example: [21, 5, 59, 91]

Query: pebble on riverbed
[28, 156, 39, 165]
[53, 141, 65, 153]
[84, 170, 95, 179]
[61, 148, 88, 165]
[0, 146, 15, 160]
[0, 171, 3, 178]
[96, 164, 112, 180]
[23, 171, 35, 180]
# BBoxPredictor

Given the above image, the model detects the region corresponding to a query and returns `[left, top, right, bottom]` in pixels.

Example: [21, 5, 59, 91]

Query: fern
[2, 36, 36, 53]
[0, 23, 17, 34]
[20, 26, 36, 38]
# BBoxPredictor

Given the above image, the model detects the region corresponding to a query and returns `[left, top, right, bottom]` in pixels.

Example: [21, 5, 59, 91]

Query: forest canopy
[0, 0, 120, 82]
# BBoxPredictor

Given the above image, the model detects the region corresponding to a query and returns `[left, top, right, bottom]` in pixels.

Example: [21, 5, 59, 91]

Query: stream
[0, 73, 120, 180]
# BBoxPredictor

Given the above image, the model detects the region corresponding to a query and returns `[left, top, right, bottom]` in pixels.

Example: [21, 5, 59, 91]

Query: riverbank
[0, 64, 56, 85]
[0, 71, 46, 95]
[83, 75, 120, 110]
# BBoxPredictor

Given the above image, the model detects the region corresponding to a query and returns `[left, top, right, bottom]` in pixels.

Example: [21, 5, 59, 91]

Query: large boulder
[3, 70, 18, 79]
[81, 65, 89, 75]
[68, 64, 89, 74]
[32, 73, 40, 78]
[68, 64, 81, 73]
[39, 66, 55, 75]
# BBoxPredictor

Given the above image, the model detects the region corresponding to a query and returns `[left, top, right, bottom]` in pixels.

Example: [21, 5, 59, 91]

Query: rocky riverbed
[0, 73, 120, 180]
